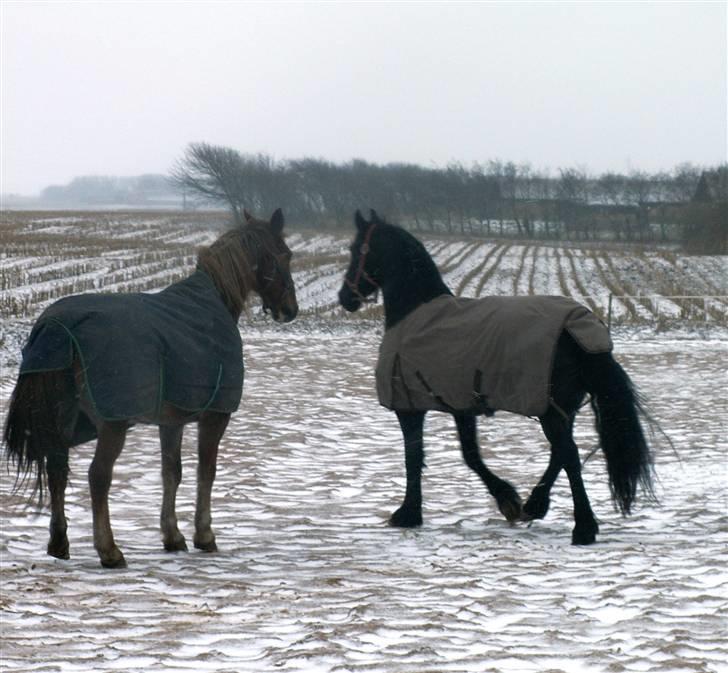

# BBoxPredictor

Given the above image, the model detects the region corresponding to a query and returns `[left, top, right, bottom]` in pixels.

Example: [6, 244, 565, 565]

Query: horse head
[244, 208, 298, 323]
[338, 209, 383, 312]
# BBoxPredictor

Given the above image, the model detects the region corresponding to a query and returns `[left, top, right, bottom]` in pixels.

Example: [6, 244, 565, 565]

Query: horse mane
[196, 223, 276, 317]
[378, 220, 451, 294]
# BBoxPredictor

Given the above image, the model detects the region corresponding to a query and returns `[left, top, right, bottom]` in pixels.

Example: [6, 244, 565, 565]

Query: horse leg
[159, 425, 187, 552]
[47, 446, 70, 559]
[88, 420, 127, 568]
[193, 411, 229, 552]
[540, 409, 599, 545]
[453, 413, 522, 522]
[522, 451, 562, 521]
[389, 410, 426, 528]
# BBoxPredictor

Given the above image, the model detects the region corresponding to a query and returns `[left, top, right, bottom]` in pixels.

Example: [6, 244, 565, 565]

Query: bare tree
[171, 142, 252, 223]
[169, 141, 722, 249]
[556, 167, 589, 239]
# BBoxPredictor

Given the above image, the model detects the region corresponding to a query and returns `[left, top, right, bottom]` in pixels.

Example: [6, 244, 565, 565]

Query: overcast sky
[1, 1, 725, 195]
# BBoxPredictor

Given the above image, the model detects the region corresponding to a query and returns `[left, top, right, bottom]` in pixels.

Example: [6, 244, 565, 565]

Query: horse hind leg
[159, 425, 187, 552]
[194, 411, 229, 552]
[6, 371, 74, 559]
[47, 376, 88, 559]
[46, 445, 70, 559]
[540, 408, 599, 545]
[454, 414, 522, 523]
[88, 420, 128, 568]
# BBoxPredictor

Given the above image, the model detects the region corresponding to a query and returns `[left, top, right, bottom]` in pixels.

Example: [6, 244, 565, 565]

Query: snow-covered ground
[1, 212, 727, 672]
[1, 324, 726, 673]
[2, 211, 725, 328]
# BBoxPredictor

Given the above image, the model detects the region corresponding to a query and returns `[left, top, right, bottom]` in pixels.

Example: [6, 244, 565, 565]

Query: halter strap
[345, 222, 379, 304]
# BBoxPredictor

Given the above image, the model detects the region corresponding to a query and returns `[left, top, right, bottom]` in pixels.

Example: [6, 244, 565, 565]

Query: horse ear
[244, 209, 253, 223]
[270, 208, 284, 234]
[369, 209, 381, 224]
[355, 210, 368, 231]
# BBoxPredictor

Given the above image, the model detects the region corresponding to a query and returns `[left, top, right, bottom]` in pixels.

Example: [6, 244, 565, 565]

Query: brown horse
[4, 209, 298, 568]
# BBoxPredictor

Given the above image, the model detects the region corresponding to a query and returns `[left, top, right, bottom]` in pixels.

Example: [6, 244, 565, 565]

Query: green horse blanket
[19, 270, 243, 429]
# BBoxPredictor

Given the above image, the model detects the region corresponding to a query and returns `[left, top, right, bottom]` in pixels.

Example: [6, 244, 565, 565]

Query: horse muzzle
[338, 285, 362, 313]
[265, 301, 298, 323]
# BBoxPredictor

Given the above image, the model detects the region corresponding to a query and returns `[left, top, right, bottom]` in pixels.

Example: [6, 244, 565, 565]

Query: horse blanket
[20, 270, 244, 428]
[376, 295, 612, 417]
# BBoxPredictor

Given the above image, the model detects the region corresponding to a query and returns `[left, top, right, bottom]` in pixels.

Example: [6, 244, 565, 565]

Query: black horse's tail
[3, 372, 68, 507]
[582, 352, 656, 516]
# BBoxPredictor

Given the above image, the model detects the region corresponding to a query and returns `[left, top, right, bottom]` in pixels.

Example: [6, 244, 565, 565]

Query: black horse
[4, 209, 298, 567]
[339, 210, 655, 545]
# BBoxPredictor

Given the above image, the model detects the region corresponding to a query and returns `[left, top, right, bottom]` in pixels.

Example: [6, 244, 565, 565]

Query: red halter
[345, 222, 379, 304]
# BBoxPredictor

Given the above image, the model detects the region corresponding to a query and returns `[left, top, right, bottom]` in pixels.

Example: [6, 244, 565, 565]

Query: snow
[1, 212, 726, 672]
[1, 326, 726, 673]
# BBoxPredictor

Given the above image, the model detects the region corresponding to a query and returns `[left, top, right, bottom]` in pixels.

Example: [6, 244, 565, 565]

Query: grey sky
[1, 0, 725, 195]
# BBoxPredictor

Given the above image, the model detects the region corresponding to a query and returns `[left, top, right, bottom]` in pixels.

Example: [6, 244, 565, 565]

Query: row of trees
[171, 143, 726, 250]
[39, 174, 180, 207]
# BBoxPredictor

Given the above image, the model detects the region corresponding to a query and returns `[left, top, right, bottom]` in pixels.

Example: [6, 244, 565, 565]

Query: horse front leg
[453, 413, 522, 522]
[522, 450, 562, 522]
[389, 410, 426, 528]
[159, 425, 187, 552]
[194, 411, 229, 552]
[89, 421, 127, 568]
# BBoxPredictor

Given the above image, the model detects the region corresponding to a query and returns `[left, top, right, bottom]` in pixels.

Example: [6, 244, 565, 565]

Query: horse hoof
[498, 496, 523, 523]
[164, 539, 188, 553]
[389, 507, 423, 528]
[47, 540, 70, 560]
[571, 523, 599, 545]
[522, 496, 550, 521]
[100, 549, 127, 569]
[194, 538, 218, 553]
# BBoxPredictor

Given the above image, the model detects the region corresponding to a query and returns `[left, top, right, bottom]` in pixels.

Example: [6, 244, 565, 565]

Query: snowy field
[2, 327, 727, 673]
[1, 211, 727, 672]
[1, 210, 726, 327]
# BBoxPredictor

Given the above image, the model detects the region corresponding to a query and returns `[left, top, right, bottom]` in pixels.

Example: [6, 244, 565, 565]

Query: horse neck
[196, 233, 255, 321]
[380, 239, 452, 329]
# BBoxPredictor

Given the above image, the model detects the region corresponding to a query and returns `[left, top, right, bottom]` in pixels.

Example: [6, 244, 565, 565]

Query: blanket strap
[415, 370, 457, 413]
[197, 364, 224, 413]
[548, 397, 571, 422]
[549, 394, 593, 422]
[472, 370, 496, 417]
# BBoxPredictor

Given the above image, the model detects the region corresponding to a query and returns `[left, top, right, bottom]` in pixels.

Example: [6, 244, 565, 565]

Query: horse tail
[582, 352, 656, 516]
[3, 372, 68, 508]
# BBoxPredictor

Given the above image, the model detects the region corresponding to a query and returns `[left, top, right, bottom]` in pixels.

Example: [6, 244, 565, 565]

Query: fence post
[607, 293, 613, 333]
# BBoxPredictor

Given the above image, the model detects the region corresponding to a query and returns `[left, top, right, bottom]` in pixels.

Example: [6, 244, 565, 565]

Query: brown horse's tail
[3, 372, 68, 508]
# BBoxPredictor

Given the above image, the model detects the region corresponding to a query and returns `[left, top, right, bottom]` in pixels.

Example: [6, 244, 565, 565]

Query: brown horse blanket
[376, 295, 612, 417]
[19, 270, 243, 425]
